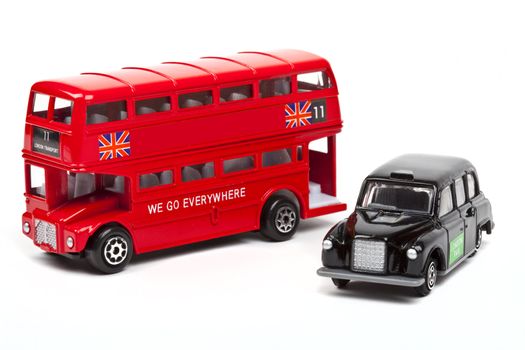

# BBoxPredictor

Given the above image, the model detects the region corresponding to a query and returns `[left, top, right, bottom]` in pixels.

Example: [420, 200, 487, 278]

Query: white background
[0, 1, 524, 349]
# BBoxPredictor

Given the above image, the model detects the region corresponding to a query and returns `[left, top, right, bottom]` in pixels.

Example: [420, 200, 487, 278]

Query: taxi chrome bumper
[317, 267, 425, 287]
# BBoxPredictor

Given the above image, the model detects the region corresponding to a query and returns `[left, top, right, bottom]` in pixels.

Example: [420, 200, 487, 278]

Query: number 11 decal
[311, 99, 327, 124]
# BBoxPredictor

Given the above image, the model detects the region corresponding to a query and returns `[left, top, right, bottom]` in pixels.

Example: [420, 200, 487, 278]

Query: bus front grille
[35, 219, 57, 250]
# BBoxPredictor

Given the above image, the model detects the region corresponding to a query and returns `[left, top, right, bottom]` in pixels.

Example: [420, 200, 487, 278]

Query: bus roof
[31, 50, 331, 101]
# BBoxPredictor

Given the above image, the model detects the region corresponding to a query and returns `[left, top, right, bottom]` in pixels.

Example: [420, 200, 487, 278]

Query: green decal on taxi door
[449, 232, 465, 266]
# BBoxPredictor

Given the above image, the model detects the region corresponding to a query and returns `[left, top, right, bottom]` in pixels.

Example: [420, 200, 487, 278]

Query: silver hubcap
[427, 262, 437, 289]
[274, 206, 296, 233]
[104, 236, 128, 265]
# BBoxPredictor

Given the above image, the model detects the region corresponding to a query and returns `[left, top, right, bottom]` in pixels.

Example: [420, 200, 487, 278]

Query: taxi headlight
[406, 248, 418, 260]
[322, 239, 333, 250]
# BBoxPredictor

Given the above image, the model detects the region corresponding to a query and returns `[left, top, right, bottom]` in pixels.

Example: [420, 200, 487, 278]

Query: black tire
[260, 196, 300, 241]
[415, 258, 438, 297]
[332, 278, 349, 288]
[86, 226, 133, 274]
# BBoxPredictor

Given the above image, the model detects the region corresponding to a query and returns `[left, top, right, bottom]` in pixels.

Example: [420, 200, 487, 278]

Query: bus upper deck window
[259, 77, 291, 98]
[178, 91, 213, 109]
[87, 100, 127, 125]
[220, 85, 253, 103]
[53, 97, 73, 125]
[136, 96, 171, 115]
[32, 93, 50, 118]
[29, 165, 46, 198]
[297, 71, 331, 92]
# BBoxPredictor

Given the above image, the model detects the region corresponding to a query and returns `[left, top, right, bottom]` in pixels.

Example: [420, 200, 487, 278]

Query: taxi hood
[349, 209, 433, 242]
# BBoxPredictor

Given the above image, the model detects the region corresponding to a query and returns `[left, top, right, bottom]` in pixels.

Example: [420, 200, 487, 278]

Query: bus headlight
[66, 236, 74, 249]
[323, 239, 333, 250]
[406, 248, 418, 260]
[23, 222, 31, 234]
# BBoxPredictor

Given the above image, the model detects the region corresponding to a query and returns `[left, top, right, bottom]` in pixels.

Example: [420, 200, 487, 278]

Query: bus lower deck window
[29, 165, 46, 198]
[223, 156, 254, 174]
[262, 148, 292, 167]
[140, 170, 173, 189]
[136, 96, 171, 115]
[103, 175, 126, 194]
[178, 91, 213, 109]
[297, 71, 331, 92]
[259, 77, 291, 98]
[182, 162, 215, 182]
[87, 100, 127, 124]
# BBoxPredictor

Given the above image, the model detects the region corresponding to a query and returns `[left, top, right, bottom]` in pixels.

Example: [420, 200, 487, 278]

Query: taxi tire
[415, 258, 437, 297]
[86, 226, 133, 274]
[332, 278, 349, 288]
[260, 196, 300, 242]
[470, 228, 482, 258]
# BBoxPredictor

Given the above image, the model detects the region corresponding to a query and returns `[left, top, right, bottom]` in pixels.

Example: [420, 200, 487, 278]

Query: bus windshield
[360, 181, 434, 213]
[32, 93, 73, 125]
[27, 165, 126, 202]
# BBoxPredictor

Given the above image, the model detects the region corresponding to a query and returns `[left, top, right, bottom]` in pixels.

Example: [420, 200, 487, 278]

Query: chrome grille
[351, 239, 386, 273]
[35, 219, 57, 250]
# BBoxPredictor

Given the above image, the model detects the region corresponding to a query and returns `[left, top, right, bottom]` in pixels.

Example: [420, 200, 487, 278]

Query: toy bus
[21, 50, 346, 273]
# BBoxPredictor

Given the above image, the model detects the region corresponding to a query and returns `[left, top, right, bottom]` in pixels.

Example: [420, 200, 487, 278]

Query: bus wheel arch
[85, 222, 134, 274]
[260, 188, 304, 218]
[259, 190, 301, 242]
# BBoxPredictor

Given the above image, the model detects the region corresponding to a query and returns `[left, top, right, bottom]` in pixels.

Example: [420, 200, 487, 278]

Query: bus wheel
[260, 196, 300, 241]
[86, 226, 133, 274]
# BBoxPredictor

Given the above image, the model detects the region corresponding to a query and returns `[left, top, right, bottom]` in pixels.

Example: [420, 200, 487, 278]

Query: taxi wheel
[260, 196, 300, 241]
[469, 228, 483, 258]
[415, 258, 437, 297]
[86, 226, 133, 274]
[332, 278, 349, 288]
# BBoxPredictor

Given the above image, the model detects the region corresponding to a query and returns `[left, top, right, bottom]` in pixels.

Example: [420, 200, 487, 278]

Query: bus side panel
[131, 168, 309, 254]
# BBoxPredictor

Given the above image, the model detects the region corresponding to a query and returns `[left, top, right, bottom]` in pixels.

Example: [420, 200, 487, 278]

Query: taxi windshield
[32, 93, 73, 125]
[360, 181, 434, 213]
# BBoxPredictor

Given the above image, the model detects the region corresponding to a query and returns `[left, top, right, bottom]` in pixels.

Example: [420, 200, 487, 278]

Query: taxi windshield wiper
[366, 203, 400, 212]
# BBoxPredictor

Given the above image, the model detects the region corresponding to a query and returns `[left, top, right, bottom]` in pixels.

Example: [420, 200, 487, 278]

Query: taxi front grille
[351, 239, 387, 273]
[35, 219, 57, 250]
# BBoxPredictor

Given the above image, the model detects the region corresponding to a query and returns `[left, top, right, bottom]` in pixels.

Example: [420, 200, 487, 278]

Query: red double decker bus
[21, 50, 346, 273]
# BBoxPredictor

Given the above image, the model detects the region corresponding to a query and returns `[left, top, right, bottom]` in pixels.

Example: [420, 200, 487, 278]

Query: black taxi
[317, 154, 494, 296]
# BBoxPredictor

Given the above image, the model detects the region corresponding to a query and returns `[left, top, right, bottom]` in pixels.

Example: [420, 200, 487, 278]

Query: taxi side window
[466, 173, 477, 199]
[454, 178, 466, 207]
[439, 186, 454, 217]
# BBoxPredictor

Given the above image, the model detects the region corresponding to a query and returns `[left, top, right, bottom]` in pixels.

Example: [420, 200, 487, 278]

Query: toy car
[317, 154, 494, 296]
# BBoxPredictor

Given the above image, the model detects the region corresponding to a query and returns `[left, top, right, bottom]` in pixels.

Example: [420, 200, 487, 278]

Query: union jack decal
[98, 130, 130, 161]
[284, 100, 312, 128]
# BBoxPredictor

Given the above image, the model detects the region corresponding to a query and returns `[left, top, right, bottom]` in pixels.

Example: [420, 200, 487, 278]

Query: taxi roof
[31, 50, 330, 101]
[367, 154, 476, 189]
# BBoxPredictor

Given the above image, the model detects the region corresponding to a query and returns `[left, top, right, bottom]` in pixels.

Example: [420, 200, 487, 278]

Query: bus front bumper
[317, 267, 425, 287]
